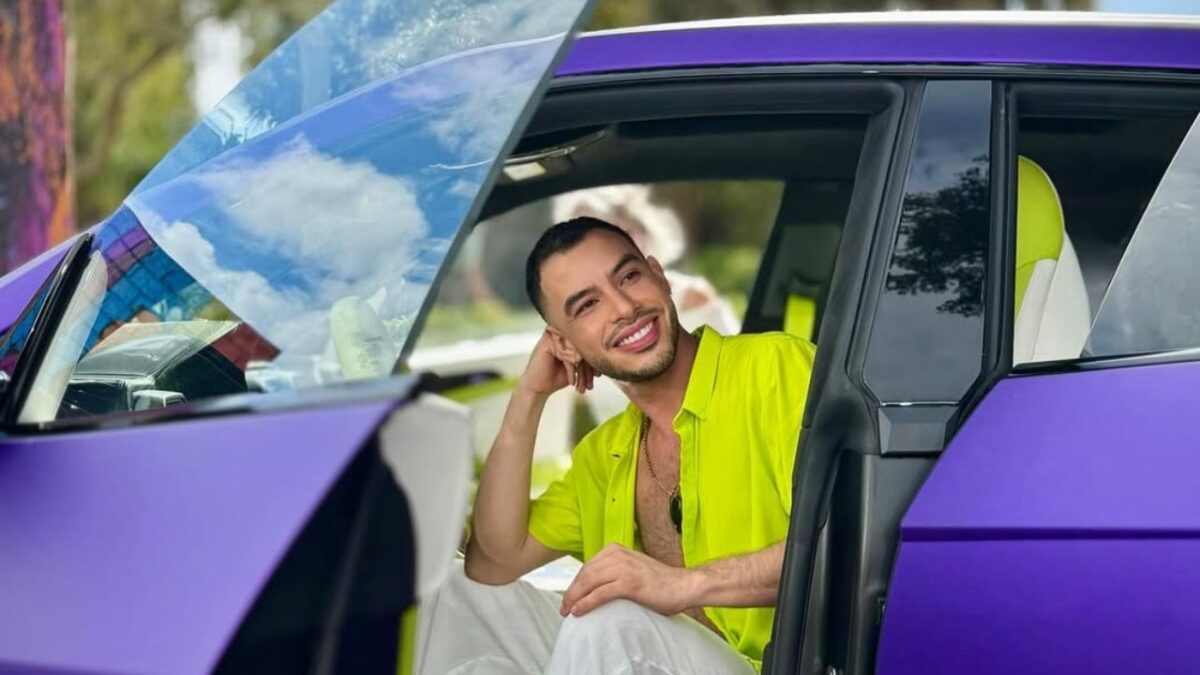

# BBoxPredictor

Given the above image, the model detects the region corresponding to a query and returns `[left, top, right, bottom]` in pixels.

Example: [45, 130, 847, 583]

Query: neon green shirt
[528, 326, 815, 670]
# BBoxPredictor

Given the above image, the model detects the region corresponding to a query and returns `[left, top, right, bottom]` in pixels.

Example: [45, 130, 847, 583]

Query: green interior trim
[442, 376, 521, 404]
[396, 605, 419, 675]
[1015, 155, 1065, 314]
[783, 294, 816, 341]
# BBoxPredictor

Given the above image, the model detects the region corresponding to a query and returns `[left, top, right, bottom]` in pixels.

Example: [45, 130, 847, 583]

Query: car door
[0, 1, 595, 673]
[765, 78, 1003, 675]
[878, 81, 1200, 674]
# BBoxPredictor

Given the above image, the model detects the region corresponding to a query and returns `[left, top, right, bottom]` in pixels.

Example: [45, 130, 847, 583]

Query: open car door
[0, 0, 594, 673]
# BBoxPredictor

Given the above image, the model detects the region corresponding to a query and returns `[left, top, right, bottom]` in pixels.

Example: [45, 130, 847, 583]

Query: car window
[1086, 110, 1200, 358]
[864, 80, 992, 404]
[8, 0, 593, 424]
[1014, 84, 1200, 364]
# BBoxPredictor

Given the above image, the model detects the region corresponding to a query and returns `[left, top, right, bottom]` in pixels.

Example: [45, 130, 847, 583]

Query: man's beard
[585, 305, 681, 383]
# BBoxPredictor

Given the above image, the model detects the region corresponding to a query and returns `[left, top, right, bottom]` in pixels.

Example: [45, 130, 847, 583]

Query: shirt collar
[678, 325, 722, 421]
[610, 325, 723, 457]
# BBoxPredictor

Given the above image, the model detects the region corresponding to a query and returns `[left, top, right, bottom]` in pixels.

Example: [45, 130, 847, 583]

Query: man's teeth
[619, 322, 653, 347]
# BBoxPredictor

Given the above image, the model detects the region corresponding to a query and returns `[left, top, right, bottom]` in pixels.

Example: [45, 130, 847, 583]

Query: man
[417, 217, 814, 674]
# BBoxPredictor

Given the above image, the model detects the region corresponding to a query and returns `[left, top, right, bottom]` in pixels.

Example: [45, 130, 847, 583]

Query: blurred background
[0, 0, 1188, 276]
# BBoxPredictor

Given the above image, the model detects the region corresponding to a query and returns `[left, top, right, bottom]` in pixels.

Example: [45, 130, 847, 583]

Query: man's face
[539, 230, 680, 382]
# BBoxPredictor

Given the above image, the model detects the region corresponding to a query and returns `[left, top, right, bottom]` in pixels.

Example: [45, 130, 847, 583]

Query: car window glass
[12, 0, 593, 424]
[1087, 111, 1200, 358]
[1014, 85, 1199, 365]
[864, 80, 992, 403]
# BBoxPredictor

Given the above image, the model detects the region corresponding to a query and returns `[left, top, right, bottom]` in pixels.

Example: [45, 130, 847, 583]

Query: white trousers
[415, 567, 756, 675]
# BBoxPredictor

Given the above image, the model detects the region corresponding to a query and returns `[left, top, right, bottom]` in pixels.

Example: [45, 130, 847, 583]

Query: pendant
[669, 492, 683, 534]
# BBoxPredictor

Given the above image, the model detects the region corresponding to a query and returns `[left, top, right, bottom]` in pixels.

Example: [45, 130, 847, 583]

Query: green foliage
[687, 245, 762, 297]
[67, 0, 325, 226]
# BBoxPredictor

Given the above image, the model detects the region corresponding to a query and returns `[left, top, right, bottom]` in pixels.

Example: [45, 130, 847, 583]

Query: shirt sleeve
[527, 463, 584, 557]
[772, 336, 816, 516]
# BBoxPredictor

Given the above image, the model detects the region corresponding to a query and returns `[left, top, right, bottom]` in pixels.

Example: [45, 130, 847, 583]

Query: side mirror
[132, 389, 186, 410]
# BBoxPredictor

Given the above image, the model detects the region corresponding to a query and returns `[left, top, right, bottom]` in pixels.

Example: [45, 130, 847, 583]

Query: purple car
[2, 3, 1200, 673]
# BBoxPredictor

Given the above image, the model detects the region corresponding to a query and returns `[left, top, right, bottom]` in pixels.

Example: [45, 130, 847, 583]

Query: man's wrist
[682, 565, 714, 609]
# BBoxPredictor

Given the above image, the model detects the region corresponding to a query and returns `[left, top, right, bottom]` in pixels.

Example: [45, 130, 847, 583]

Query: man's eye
[576, 299, 597, 316]
[622, 270, 641, 284]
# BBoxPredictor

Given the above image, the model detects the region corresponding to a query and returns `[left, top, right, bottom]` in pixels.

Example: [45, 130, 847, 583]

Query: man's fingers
[561, 558, 619, 615]
[569, 580, 625, 617]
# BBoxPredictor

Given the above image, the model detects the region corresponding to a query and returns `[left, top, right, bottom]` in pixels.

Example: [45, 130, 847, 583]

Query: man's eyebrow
[610, 253, 641, 278]
[563, 285, 597, 317]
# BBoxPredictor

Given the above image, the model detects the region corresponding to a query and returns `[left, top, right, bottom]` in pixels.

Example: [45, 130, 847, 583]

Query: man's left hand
[560, 543, 700, 617]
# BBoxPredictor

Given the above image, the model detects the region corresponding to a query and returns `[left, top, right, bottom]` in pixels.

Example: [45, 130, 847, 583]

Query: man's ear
[546, 326, 582, 364]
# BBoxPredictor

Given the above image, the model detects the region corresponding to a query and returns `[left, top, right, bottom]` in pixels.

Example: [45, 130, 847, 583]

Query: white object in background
[330, 295, 397, 380]
[378, 394, 474, 599]
[410, 331, 574, 462]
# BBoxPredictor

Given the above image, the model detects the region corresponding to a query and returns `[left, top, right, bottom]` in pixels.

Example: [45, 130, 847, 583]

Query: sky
[1099, 0, 1200, 12]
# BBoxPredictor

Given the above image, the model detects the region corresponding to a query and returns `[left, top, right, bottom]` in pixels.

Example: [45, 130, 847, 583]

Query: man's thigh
[549, 599, 755, 675]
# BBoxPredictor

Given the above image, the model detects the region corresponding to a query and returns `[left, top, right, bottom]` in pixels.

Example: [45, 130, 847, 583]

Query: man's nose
[609, 286, 637, 318]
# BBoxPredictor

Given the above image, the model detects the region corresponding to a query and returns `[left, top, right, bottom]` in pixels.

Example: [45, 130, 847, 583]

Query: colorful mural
[0, 0, 74, 274]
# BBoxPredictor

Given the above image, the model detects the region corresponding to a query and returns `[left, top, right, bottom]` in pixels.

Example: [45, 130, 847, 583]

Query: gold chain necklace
[639, 418, 683, 533]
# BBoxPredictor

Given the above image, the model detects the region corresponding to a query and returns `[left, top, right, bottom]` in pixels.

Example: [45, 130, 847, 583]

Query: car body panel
[0, 240, 72, 333]
[559, 14, 1200, 77]
[878, 362, 1200, 673]
[0, 395, 403, 674]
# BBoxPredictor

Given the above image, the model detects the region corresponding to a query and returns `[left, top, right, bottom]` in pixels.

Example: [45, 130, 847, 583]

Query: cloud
[146, 136, 443, 356]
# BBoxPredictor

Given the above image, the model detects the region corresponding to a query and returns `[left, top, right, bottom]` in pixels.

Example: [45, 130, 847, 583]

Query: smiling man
[417, 217, 815, 674]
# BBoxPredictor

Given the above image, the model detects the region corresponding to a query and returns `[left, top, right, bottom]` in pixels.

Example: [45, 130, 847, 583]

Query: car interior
[1015, 82, 1200, 364]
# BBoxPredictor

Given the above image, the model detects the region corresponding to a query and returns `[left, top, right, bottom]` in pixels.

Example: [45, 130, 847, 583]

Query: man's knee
[556, 599, 659, 648]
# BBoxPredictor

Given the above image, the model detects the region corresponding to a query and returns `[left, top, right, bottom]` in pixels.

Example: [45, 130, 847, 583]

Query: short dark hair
[525, 217, 642, 317]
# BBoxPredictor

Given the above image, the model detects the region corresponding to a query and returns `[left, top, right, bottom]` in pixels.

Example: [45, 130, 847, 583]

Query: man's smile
[611, 314, 660, 353]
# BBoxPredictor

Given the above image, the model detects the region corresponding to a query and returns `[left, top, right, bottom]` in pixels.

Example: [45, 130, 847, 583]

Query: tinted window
[864, 81, 991, 403]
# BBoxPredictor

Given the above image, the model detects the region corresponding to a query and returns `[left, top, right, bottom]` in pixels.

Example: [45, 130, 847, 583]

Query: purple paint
[0, 239, 71, 333]
[879, 538, 1200, 673]
[0, 399, 397, 674]
[560, 24, 1200, 76]
[879, 362, 1200, 673]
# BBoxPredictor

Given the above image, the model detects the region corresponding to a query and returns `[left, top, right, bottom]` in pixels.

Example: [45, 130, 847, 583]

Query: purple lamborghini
[2, 2, 1200, 673]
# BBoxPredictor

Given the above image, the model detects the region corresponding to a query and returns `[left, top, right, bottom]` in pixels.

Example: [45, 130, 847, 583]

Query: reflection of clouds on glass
[361, 0, 576, 78]
[137, 0, 582, 194]
[148, 137, 440, 354]
[908, 138, 982, 194]
[1088, 117, 1200, 356]
[196, 136, 429, 280]
[395, 40, 557, 162]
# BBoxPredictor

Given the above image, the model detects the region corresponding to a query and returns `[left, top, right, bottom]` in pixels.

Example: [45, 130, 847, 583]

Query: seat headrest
[1016, 156, 1065, 314]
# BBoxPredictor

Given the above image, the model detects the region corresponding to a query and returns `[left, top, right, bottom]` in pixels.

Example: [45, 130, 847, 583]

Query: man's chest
[633, 426, 683, 566]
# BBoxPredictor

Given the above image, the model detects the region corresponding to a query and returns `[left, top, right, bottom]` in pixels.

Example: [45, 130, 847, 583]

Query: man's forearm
[468, 386, 547, 562]
[688, 541, 786, 608]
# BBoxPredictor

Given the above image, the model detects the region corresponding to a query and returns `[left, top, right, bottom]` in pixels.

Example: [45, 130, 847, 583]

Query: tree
[67, 0, 325, 227]
[0, 0, 72, 272]
[885, 160, 989, 317]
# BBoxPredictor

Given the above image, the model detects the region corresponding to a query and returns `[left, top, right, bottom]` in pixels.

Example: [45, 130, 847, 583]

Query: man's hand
[560, 544, 699, 617]
[521, 330, 596, 395]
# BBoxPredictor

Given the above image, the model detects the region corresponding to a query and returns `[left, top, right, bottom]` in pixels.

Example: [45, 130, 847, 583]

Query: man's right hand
[520, 330, 597, 395]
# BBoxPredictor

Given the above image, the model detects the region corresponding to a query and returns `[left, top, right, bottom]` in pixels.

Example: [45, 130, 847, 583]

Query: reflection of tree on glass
[884, 156, 989, 318]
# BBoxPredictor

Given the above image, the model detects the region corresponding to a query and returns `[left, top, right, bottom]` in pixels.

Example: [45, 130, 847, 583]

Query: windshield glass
[1086, 111, 1200, 358]
[13, 0, 591, 423]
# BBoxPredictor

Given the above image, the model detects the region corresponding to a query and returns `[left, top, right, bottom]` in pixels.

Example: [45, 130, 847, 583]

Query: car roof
[559, 11, 1200, 77]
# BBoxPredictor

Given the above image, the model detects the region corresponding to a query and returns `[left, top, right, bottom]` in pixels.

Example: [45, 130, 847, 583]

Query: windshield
[11, 0, 592, 423]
